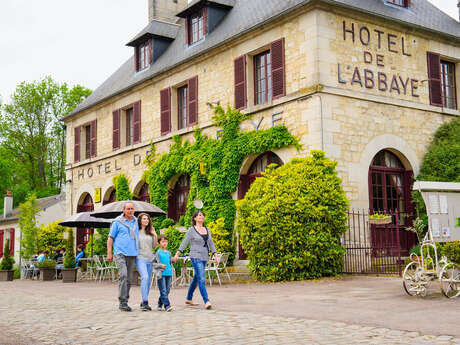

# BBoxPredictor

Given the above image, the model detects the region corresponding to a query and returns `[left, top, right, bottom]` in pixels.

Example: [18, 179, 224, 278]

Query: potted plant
[369, 213, 392, 225]
[62, 230, 77, 283]
[0, 239, 15, 281]
[37, 259, 56, 281]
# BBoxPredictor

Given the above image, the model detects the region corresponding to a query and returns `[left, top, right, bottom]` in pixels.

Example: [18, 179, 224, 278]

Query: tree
[64, 230, 76, 269]
[113, 174, 132, 201]
[19, 194, 41, 258]
[0, 77, 91, 205]
[0, 239, 14, 271]
[37, 221, 66, 255]
[236, 151, 349, 282]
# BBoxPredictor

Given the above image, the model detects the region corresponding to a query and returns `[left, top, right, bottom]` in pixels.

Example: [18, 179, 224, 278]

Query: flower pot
[0, 270, 14, 281]
[40, 268, 56, 281]
[61, 268, 77, 283]
[369, 216, 392, 225]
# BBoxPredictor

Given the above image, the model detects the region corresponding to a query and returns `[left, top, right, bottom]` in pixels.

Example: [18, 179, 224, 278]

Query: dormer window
[138, 40, 151, 71]
[386, 0, 409, 7]
[189, 9, 206, 44]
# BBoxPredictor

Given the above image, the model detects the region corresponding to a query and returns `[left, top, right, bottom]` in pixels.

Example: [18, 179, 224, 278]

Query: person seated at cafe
[53, 248, 63, 261]
[37, 250, 47, 263]
[75, 245, 85, 267]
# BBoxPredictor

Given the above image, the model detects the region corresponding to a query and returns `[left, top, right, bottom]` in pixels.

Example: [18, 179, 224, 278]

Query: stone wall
[148, 0, 188, 23]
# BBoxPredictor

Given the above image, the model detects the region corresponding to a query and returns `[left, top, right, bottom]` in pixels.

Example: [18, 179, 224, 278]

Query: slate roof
[65, 0, 460, 119]
[126, 20, 180, 47]
[0, 193, 66, 223]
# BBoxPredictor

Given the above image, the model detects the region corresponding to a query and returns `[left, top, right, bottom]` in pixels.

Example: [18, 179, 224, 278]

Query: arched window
[134, 182, 150, 202]
[76, 193, 94, 248]
[103, 188, 116, 205]
[168, 175, 190, 222]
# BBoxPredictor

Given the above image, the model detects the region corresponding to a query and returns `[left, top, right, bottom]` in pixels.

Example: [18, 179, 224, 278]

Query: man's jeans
[114, 254, 136, 305]
[157, 276, 172, 308]
[136, 258, 153, 303]
[187, 258, 209, 303]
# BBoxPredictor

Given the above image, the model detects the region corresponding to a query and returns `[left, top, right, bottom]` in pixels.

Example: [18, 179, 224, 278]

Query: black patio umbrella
[90, 200, 166, 219]
[59, 212, 113, 257]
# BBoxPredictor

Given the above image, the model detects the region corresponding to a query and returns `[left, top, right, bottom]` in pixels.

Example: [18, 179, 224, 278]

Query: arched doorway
[134, 182, 150, 203]
[168, 175, 190, 223]
[103, 188, 116, 205]
[368, 150, 416, 256]
[76, 193, 94, 248]
[238, 151, 284, 259]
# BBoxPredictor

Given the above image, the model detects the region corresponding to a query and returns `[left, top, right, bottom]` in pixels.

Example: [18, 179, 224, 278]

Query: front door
[77, 193, 94, 247]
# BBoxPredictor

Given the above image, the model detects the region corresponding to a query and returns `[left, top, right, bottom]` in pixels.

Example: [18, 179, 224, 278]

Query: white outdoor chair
[93, 255, 112, 282]
[205, 253, 231, 286]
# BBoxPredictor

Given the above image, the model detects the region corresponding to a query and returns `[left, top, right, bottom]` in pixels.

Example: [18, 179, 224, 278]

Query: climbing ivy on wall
[113, 173, 132, 201]
[144, 105, 300, 259]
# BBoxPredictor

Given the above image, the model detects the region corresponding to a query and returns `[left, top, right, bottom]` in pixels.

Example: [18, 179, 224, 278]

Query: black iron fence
[342, 209, 416, 276]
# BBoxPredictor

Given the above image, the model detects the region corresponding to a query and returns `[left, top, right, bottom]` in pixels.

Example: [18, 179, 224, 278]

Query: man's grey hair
[123, 202, 135, 210]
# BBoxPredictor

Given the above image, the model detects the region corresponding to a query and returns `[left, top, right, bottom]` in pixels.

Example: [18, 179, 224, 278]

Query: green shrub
[85, 228, 109, 256]
[405, 217, 427, 243]
[409, 244, 421, 256]
[208, 217, 234, 255]
[441, 241, 460, 264]
[37, 259, 56, 269]
[64, 230, 76, 269]
[13, 266, 20, 279]
[236, 151, 349, 282]
[164, 226, 186, 256]
[37, 221, 66, 255]
[160, 218, 175, 229]
[113, 174, 132, 201]
[0, 239, 14, 270]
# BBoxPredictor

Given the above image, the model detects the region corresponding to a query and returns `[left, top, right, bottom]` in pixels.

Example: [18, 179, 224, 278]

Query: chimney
[148, 0, 188, 23]
[4, 190, 13, 219]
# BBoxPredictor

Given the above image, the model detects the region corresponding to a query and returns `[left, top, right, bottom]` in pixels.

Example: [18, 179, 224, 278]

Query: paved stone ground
[1, 277, 459, 345]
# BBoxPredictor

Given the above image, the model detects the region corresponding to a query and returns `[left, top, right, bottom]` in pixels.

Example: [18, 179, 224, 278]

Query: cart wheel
[439, 263, 460, 299]
[403, 261, 422, 296]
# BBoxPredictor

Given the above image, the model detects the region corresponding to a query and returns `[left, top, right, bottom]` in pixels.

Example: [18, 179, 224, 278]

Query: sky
[0, 0, 458, 102]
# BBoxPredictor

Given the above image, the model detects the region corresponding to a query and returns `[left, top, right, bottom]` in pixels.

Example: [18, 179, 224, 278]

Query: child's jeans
[157, 276, 172, 308]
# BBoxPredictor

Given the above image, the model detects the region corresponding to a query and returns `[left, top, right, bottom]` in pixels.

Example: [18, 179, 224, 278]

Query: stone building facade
[64, 0, 460, 257]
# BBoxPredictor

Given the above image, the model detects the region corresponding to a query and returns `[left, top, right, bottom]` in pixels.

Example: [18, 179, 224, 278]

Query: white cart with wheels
[402, 181, 460, 298]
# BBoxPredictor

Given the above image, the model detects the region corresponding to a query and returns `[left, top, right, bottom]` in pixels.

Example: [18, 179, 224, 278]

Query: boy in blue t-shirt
[156, 235, 173, 311]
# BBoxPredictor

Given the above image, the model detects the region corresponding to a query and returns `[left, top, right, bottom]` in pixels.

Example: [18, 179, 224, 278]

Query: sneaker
[140, 302, 152, 311]
[205, 301, 212, 310]
[157, 305, 163, 311]
[185, 300, 198, 306]
[119, 303, 132, 312]
[166, 306, 174, 312]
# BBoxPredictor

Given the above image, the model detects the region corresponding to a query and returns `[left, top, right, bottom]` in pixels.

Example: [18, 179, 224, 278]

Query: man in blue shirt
[107, 202, 139, 312]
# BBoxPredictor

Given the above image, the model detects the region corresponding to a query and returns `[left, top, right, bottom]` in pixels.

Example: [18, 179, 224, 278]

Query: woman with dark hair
[136, 213, 161, 311]
[173, 211, 218, 309]
[75, 245, 85, 267]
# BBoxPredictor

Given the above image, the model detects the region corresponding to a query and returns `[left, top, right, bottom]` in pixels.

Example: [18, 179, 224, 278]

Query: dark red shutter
[185, 18, 190, 45]
[74, 126, 81, 163]
[148, 39, 153, 64]
[160, 88, 171, 135]
[90, 120, 97, 157]
[167, 191, 176, 222]
[427, 51, 442, 107]
[203, 7, 208, 35]
[270, 38, 286, 99]
[133, 100, 141, 144]
[112, 109, 121, 150]
[188, 76, 198, 126]
[0, 230, 3, 258]
[9, 228, 14, 256]
[234, 55, 247, 110]
[134, 47, 139, 72]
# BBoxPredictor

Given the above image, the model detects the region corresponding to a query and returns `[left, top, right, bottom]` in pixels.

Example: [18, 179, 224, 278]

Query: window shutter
[112, 109, 121, 150]
[90, 120, 97, 157]
[427, 51, 442, 107]
[270, 38, 286, 99]
[148, 39, 153, 64]
[160, 88, 171, 135]
[234, 55, 247, 110]
[187, 76, 198, 126]
[238, 175, 250, 200]
[168, 190, 177, 221]
[74, 126, 81, 163]
[9, 228, 14, 256]
[203, 7, 208, 35]
[134, 47, 139, 72]
[133, 100, 141, 144]
[185, 18, 190, 45]
[0, 230, 3, 258]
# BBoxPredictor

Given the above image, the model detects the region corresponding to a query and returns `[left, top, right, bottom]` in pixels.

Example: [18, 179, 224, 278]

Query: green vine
[144, 105, 300, 260]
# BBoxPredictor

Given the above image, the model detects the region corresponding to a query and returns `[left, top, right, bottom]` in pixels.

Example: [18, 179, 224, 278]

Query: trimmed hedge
[236, 151, 349, 282]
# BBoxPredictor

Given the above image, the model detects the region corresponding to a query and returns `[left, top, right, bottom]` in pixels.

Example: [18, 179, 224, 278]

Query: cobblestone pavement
[1, 281, 460, 345]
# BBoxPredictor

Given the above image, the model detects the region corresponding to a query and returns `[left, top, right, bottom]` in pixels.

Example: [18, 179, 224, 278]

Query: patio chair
[102, 255, 118, 282]
[22, 259, 38, 279]
[93, 255, 112, 282]
[205, 253, 231, 286]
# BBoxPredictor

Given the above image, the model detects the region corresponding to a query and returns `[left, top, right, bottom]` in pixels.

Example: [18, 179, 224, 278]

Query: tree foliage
[19, 194, 41, 259]
[144, 105, 300, 262]
[0, 77, 91, 209]
[0, 239, 15, 271]
[113, 173, 132, 201]
[37, 221, 66, 255]
[64, 230, 76, 269]
[236, 152, 349, 282]
[85, 228, 109, 256]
